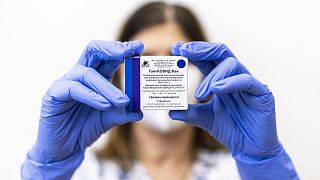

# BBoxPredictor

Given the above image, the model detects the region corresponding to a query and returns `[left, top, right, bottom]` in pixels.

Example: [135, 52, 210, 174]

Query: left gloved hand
[169, 42, 298, 179]
[21, 41, 144, 180]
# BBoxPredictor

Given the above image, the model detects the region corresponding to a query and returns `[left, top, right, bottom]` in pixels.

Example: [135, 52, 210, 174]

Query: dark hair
[95, 1, 226, 170]
[118, 1, 207, 42]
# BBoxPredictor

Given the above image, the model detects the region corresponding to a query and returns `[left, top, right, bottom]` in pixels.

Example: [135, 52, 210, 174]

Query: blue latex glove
[170, 42, 299, 179]
[21, 40, 144, 180]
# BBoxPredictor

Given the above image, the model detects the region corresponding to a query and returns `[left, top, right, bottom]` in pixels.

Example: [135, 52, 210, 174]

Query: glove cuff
[234, 147, 299, 180]
[21, 150, 84, 180]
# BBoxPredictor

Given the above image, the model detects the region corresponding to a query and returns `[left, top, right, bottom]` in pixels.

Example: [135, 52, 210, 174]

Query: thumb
[80, 109, 143, 149]
[102, 108, 143, 130]
[169, 103, 213, 131]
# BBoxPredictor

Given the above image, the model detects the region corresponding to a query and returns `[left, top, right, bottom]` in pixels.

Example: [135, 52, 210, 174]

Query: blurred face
[120, 22, 203, 133]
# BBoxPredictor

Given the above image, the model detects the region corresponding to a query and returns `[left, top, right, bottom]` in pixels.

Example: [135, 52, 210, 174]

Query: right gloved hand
[169, 42, 299, 179]
[21, 40, 144, 179]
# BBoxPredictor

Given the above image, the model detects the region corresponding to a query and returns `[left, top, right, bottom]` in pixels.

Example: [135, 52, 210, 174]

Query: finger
[172, 41, 235, 63]
[78, 40, 144, 68]
[210, 73, 269, 96]
[172, 42, 216, 76]
[195, 57, 250, 101]
[64, 65, 129, 107]
[171, 42, 184, 56]
[49, 79, 112, 111]
[169, 103, 213, 131]
[171, 41, 235, 76]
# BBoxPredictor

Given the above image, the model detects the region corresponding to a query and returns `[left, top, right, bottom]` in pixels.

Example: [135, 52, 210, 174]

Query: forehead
[131, 22, 190, 54]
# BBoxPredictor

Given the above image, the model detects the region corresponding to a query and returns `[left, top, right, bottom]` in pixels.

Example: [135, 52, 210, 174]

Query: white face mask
[142, 110, 184, 133]
[120, 65, 203, 133]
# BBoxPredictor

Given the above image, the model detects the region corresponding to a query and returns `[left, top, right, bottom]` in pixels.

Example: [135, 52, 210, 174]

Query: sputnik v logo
[141, 60, 150, 67]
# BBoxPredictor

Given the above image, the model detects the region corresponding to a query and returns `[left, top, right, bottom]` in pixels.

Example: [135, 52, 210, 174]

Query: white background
[0, 0, 319, 179]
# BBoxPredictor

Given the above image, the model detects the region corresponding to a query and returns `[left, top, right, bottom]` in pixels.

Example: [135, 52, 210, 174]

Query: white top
[72, 150, 240, 180]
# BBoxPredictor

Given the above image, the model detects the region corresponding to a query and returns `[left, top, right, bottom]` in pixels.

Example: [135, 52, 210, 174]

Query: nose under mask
[121, 65, 203, 133]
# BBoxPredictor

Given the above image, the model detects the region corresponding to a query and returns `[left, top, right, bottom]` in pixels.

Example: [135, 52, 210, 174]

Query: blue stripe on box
[125, 57, 133, 109]
[125, 57, 140, 110]
[132, 57, 140, 110]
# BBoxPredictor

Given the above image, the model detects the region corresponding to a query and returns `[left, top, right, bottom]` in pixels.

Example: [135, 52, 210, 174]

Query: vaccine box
[125, 56, 188, 110]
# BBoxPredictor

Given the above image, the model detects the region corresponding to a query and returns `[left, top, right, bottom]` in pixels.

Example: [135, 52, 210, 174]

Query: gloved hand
[170, 42, 299, 179]
[21, 40, 144, 180]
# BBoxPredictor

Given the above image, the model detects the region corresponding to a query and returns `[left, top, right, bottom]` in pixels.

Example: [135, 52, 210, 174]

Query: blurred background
[0, 0, 319, 179]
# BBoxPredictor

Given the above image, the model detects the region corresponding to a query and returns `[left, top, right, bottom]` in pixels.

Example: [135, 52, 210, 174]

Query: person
[21, 1, 299, 180]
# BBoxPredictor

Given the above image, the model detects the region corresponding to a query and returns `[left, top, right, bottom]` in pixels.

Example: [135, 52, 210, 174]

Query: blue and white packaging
[125, 56, 188, 110]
